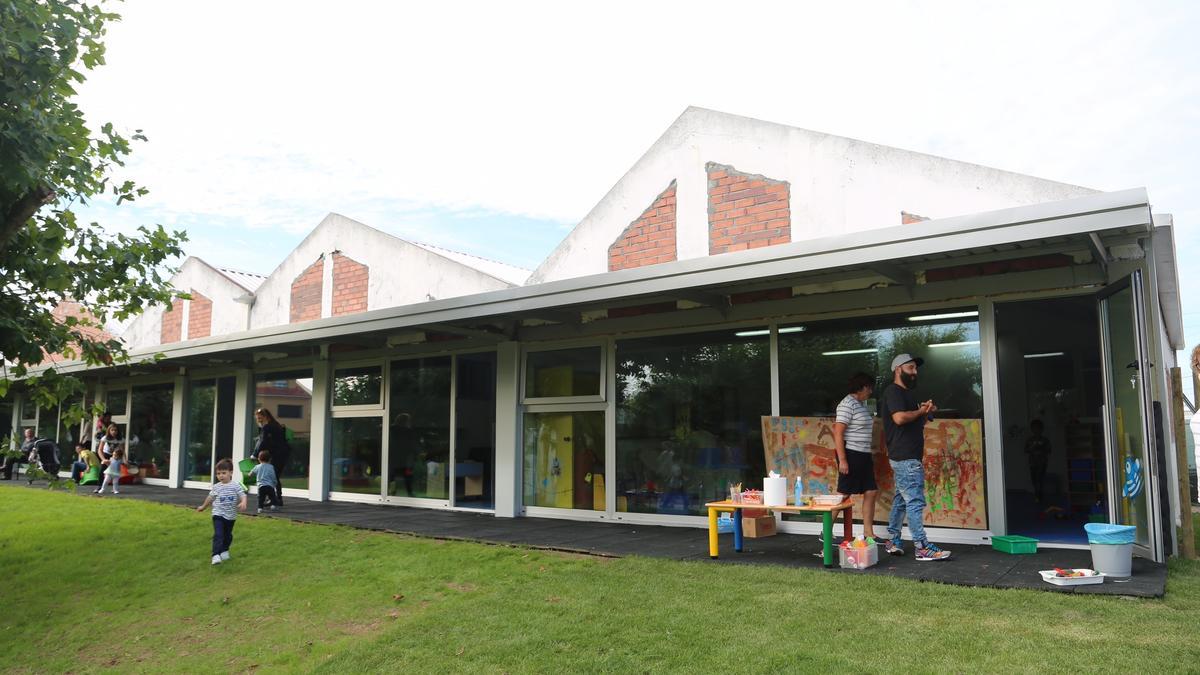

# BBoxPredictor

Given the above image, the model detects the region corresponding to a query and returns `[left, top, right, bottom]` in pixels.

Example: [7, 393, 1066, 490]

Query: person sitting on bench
[2, 428, 36, 480]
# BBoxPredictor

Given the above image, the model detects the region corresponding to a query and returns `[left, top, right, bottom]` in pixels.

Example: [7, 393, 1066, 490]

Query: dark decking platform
[4, 480, 1167, 597]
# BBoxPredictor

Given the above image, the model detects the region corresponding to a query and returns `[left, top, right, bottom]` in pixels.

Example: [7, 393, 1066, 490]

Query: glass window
[57, 399, 84, 451]
[331, 417, 382, 494]
[455, 352, 497, 508]
[130, 384, 174, 480]
[333, 366, 382, 407]
[186, 380, 216, 482]
[255, 370, 313, 490]
[524, 347, 602, 399]
[106, 389, 128, 417]
[615, 329, 770, 515]
[37, 406, 58, 441]
[388, 357, 451, 499]
[523, 411, 605, 510]
[778, 312, 982, 419]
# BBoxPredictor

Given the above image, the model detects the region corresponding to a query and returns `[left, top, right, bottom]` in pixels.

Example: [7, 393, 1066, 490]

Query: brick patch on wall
[901, 211, 930, 224]
[608, 181, 677, 271]
[707, 162, 790, 255]
[187, 289, 212, 339]
[331, 252, 369, 316]
[160, 298, 184, 343]
[290, 256, 324, 323]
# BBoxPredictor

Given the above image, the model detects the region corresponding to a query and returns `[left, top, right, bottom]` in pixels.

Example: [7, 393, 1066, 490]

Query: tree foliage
[1, 0, 186, 419]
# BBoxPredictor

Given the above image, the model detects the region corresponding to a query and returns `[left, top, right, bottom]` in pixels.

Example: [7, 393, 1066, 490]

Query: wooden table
[705, 499, 855, 568]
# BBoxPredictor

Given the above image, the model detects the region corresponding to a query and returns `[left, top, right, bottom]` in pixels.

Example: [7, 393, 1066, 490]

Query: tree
[1, 0, 186, 422]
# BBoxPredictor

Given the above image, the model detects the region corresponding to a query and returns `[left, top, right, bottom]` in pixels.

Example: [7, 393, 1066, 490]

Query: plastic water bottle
[794, 477, 803, 506]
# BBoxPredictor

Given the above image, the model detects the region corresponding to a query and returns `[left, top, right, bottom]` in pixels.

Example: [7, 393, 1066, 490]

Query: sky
[75, 1, 1200, 362]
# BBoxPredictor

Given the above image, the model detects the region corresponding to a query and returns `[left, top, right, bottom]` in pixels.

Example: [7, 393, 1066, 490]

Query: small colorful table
[705, 498, 855, 568]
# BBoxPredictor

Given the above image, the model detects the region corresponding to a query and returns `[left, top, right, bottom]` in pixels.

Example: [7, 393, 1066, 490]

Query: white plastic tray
[1039, 569, 1105, 586]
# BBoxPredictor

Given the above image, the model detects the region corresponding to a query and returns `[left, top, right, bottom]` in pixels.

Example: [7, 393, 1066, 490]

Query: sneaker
[884, 538, 905, 556]
[256, 508, 263, 514]
[270, 505, 278, 511]
[219, 551, 231, 561]
[211, 555, 222, 565]
[113, 490, 120, 494]
[93, 489, 101, 494]
[915, 543, 951, 561]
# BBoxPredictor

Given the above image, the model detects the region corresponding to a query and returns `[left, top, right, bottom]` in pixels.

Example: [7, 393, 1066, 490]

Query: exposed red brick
[331, 252, 369, 317]
[924, 254, 1072, 283]
[902, 211, 930, 224]
[707, 163, 790, 255]
[608, 181, 677, 271]
[40, 300, 116, 363]
[161, 298, 184, 343]
[187, 289, 212, 339]
[605, 301, 676, 319]
[290, 256, 324, 323]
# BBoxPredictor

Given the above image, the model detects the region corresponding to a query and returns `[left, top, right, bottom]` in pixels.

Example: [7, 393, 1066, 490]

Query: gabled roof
[216, 267, 267, 292]
[412, 242, 531, 286]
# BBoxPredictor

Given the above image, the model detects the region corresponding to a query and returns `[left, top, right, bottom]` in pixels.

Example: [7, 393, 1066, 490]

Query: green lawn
[2, 489, 1199, 673]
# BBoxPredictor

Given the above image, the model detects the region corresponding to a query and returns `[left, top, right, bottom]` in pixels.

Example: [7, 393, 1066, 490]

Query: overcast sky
[76, 1, 1200, 358]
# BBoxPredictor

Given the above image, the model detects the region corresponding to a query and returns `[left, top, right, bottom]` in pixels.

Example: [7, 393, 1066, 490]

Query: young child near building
[196, 458, 246, 565]
[94, 448, 124, 495]
[249, 450, 281, 513]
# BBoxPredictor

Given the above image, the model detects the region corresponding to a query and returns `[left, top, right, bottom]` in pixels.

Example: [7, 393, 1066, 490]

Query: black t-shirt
[880, 383, 925, 461]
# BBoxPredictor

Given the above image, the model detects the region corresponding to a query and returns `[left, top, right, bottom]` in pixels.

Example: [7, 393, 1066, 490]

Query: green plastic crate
[992, 535, 1038, 555]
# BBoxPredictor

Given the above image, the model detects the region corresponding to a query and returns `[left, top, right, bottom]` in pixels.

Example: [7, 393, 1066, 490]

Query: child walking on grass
[94, 448, 124, 495]
[196, 458, 246, 565]
[249, 450, 281, 513]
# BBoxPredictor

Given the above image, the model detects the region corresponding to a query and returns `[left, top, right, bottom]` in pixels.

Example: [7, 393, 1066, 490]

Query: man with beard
[879, 354, 951, 561]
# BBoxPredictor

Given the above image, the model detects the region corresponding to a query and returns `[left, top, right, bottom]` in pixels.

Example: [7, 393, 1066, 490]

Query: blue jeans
[212, 516, 236, 556]
[888, 459, 927, 547]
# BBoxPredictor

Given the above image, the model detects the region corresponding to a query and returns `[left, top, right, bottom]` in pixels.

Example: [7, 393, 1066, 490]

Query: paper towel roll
[763, 476, 787, 506]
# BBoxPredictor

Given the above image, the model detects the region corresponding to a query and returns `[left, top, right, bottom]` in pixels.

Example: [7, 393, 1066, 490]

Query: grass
[2, 490, 1200, 674]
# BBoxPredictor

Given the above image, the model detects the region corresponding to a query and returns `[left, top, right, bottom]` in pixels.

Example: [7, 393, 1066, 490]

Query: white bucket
[1089, 543, 1133, 577]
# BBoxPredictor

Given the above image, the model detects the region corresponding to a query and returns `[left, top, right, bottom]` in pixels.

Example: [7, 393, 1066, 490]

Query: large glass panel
[523, 411, 605, 510]
[1103, 285, 1151, 548]
[455, 352, 497, 508]
[333, 366, 382, 406]
[525, 347, 602, 399]
[331, 417, 382, 494]
[186, 380, 216, 482]
[255, 370, 313, 490]
[779, 313, 982, 418]
[106, 389, 128, 417]
[130, 384, 174, 479]
[36, 406, 58, 441]
[57, 398, 84, 451]
[616, 329, 770, 515]
[387, 357, 451, 499]
[777, 311, 984, 529]
[0, 398, 13, 449]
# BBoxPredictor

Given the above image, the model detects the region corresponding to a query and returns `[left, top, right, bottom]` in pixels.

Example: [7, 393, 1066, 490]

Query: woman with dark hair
[834, 371, 879, 541]
[254, 408, 291, 507]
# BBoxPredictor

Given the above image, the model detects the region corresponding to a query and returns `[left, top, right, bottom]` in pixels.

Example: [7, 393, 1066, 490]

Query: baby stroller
[26, 438, 61, 483]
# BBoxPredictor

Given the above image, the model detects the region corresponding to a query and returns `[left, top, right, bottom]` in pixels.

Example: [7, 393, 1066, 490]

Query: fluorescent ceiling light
[908, 311, 979, 322]
[822, 348, 878, 356]
[1024, 352, 1065, 359]
[734, 326, 805, 337]
[928, 340, 980, 348]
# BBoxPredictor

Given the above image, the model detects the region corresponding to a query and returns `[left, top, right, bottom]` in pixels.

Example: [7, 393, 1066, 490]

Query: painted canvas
[761, 416, 986, 529]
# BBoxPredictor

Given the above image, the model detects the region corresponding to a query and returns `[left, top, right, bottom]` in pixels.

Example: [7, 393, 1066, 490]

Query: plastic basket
[992, 535, 1038, 554]
[238, 457, 257, 485]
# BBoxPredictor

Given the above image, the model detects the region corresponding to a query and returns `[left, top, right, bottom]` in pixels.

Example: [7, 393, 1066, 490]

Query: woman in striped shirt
[834, 372, 880, 541]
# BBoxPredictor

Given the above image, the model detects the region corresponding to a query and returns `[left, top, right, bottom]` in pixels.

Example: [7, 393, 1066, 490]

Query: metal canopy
[37, 188, 1154, 377]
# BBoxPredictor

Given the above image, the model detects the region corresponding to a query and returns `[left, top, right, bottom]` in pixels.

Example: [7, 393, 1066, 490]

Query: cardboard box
[742, 515, 777, 538]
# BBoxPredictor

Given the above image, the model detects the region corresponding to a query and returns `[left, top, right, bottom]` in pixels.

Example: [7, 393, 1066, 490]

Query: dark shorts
[837, 450, 877, 495]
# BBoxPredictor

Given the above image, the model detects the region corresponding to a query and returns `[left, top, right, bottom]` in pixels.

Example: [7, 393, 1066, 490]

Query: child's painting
[761, 416, 987, 529]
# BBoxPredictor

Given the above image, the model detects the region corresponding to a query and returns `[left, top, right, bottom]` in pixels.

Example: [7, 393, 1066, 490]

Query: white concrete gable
[529, 107, 1099, 284]
[121, 256, 254, 349]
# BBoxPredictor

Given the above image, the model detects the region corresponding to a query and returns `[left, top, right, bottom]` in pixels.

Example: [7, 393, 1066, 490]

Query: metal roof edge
[31, 188, 1153, 376]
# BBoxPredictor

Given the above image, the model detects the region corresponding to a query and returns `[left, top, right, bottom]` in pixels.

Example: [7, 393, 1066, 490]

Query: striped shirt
[835, 394, 873, 453]
[209, 481, 246, 520]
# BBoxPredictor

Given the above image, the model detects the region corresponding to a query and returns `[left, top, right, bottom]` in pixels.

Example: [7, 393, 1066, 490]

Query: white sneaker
[270, 505, 278, 511]
[211, 555, 222, 565]
[113, 490, 120, 494]
[256, 508, 262, 514]
[219, 551, 231, 561]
